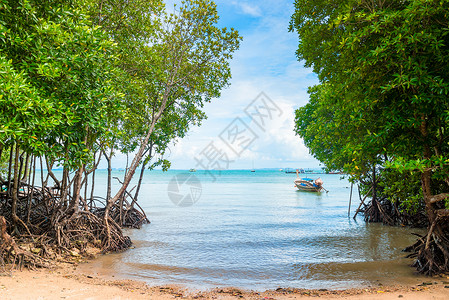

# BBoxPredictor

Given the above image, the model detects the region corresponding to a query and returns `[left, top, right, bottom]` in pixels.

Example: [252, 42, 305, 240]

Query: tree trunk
[420, 118, 437, 224]
[40, 156, 44, 189]
[27, 156, 36, 223]
[134, 160, 147, 205]
[21, 152, 30, 181]
[11, 143, 20, 231]
[406, 118, 449, 275]
[18, 150, 24, 185]
[134, 144, 153, 203]
[102, 88, 171, 250]
[90, 164, 96, 210]
[44, 158, 60, 188]
[70, 165, 85, 214]
[7, 144, 13, 197]
[103, 147, 113, 201]
[107, 89, 171, 215]
[60, 166, 70, 208]
[83, 169, 89, 210]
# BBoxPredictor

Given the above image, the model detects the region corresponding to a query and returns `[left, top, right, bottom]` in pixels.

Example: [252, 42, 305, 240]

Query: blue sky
[166, 0, 321, 170]
[110, 0, 321, 170]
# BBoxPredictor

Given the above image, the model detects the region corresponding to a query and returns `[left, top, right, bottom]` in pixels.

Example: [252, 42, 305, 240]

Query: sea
[76, 169, 427, 291]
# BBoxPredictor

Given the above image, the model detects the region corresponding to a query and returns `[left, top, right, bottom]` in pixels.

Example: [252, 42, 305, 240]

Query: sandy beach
[1, 264, 448, 300]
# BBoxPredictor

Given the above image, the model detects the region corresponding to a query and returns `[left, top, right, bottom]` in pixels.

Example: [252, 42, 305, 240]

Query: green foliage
[291, 0, 449, 194]
[1, 0, 122, 168]
[0, 54, 58, 153]
[109, 0, 241, 167]
[81, 0, 164, 155]
[377, 167, 423, 214]
[0, 0, 240, 257]
[0, 0, 240, 186]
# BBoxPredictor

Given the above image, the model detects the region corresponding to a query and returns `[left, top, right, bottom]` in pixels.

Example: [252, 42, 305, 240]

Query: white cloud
[150, 1, 321, 170]
[93, 1, 321, 171]
[237, 2, 262, 17]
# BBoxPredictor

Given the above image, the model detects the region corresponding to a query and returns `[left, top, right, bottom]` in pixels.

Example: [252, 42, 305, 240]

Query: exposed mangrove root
[0, 216, 51, 271]
[90, 196, 150, 230]
[51, 211, 132, 253]
[0, 179, 135, 269]
[109, 177, 150, 229]
[404, 216, 449, 275]
[362, 197, 428, 227]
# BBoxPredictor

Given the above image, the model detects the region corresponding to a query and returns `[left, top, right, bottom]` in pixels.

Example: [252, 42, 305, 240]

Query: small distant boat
[251, 160, 255, 172]
[189, 168, 196, 172]
[294, 178, 323, 192]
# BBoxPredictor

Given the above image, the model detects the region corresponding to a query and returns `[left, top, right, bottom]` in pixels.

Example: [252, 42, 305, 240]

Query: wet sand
[1, 264, 448, 299]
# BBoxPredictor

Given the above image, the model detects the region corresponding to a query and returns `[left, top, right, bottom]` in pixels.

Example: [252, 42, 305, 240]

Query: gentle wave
[79, 170, 426, 290]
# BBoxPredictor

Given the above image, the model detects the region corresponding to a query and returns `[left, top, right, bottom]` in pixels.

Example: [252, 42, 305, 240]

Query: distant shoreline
[35, 168, 327, 172]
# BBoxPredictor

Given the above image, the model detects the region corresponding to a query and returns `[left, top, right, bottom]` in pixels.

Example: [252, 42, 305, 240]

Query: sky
[109, 0, 321, 170]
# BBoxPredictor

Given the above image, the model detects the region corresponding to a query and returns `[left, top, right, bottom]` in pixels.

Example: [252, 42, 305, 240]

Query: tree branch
[430, 193, 449, 204]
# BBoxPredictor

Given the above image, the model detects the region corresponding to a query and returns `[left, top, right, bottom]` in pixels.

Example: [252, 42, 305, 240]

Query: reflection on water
[78, 170, 426, 290]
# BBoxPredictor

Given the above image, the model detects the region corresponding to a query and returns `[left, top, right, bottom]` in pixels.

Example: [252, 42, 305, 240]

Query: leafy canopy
[291, 0, 449, 206]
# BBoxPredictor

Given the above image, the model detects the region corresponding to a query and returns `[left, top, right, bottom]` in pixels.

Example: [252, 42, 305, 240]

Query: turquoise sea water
[80, 169, 425, 290]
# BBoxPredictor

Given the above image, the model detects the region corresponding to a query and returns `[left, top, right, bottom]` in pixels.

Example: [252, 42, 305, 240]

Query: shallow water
[79, 170, 426, 290]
